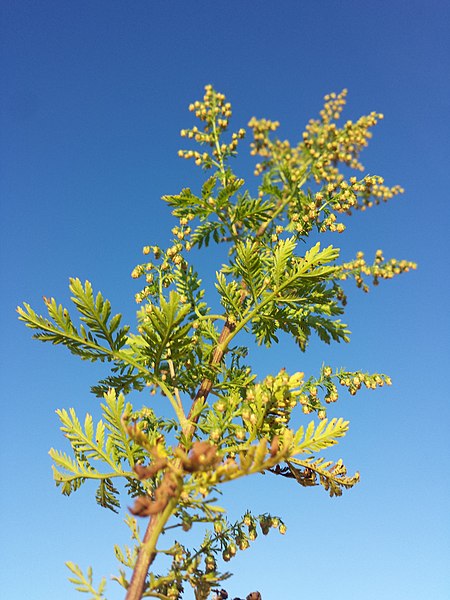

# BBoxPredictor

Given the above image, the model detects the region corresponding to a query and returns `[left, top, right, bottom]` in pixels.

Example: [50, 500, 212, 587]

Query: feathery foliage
[19, 85, 415, 600]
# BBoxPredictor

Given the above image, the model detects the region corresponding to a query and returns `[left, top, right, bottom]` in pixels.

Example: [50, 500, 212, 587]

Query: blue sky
[1, 1, 449, 599]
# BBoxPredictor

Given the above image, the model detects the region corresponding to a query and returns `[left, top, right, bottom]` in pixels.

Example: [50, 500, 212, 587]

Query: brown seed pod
[134, 457, 168, 480]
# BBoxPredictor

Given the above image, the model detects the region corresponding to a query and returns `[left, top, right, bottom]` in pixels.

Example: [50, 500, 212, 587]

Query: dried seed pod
[134, 457, 167, 480]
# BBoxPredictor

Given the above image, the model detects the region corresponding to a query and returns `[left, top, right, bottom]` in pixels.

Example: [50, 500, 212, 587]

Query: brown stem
[125, 319, 235, 600]
[126, 183, 285, 599]
[125, 513, 158, 600]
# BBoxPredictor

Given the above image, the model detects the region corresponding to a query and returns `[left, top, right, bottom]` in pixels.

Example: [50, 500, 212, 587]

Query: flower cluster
[248, 117, 280, 159]
[241, 370, 305, 438]
[339, 250, 417, 292]
[143, 511, 285, 600]
[132, 241, 191, 304]
[301, 89, 383, 183]
[247, 89, 406, 248]
[248, 117, 301, 181]
[178, 84, 245, 169]
[297, 366, 393, 419]
[214, 512, 286, 560]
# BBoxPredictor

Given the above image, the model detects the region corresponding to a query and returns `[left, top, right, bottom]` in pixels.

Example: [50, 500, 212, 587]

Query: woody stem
[126, 166, 290, 599]
[125, 319, 236, 600]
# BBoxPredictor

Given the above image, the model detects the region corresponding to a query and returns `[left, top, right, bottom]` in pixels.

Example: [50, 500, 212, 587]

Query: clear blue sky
[1, 2, 449, 599]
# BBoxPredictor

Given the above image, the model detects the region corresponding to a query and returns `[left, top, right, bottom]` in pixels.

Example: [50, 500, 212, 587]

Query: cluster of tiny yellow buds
[301, 95, 386, 184]
[317, 216, 341, 233]
[357, 177, 404, 210]
[243, 513, 253, 527]
[142, 245, 161, 258]
[315, 192, 324, 203]
[180, 125, 205, 141]
[298, 381, 330, 415]
[235, 427, 246, 441]
[289, 198, 334, 236]
[320, 89, 348, 124]
[338, 372, 392, 395]
[131, 264, 146, 279]
[187, 86, 230, 129]
[248, 117, 280, 157]
[339, 253, 417, 290]
[215, 400, 226, 413]
[135, 288, 151, 304]
[237, 536, 250, 551]
[166, 243, 182, 257]
[244, 371, 304, 432]
[204, 555, 216, 572]
[325, 388, 339, 403]
[171, 225, 191, 240]
[254, 162, 264, 176]
[209, 428, 221, 442]
[181, 88, 244, 164]
[177, 148, 204, 165]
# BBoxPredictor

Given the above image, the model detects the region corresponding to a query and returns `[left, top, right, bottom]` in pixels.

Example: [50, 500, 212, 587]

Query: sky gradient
[1, 2, 449, 599]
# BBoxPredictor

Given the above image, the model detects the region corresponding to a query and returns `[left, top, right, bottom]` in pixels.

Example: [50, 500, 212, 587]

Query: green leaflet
[49, 389, 140, 511]
[233, 191, 272, 229]
[69, 278, 127, 349]
[215, 273, 246, 318]
[133, 290, 193, 372]
[163, 175, 245, 249]
[66, 562, 107, 599]
[17, 279, 129, 361]
[231, 241, 349, 349]
[293, 418, 349, 453]
[271, 237, 297, 286]
[233, 239, 263, 301]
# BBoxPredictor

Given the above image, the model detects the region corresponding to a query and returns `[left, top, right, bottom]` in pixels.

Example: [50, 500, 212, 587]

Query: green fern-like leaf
[69, 278, 129, 351]
[137, 291, 193, 373]
[293, 418, 349, 453]
[101, 388, 145, 467]
[66, 562, 107, 599]
[215, 273, 246, 318]
[96, 478, 121, 513]
[17, 280, 130, 363]
[270, 237, 297, 286]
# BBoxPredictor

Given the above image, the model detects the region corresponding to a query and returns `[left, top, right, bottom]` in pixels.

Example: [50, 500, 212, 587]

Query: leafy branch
[19, 84, 416, 600]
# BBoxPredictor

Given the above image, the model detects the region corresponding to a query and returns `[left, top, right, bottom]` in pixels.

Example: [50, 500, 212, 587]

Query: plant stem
[125, 493, 181, 600]
[126, 154, 295, 599]
[125, 319, 235, 600]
